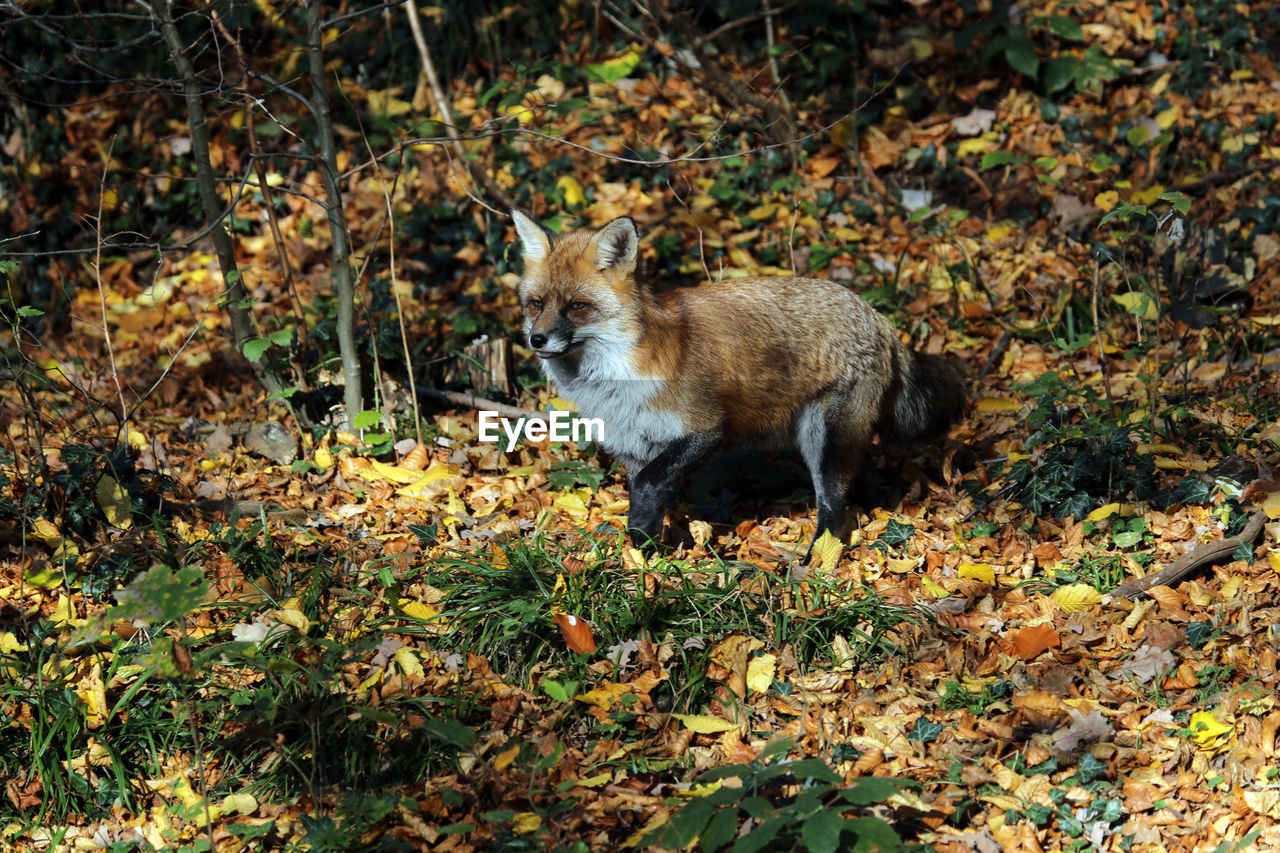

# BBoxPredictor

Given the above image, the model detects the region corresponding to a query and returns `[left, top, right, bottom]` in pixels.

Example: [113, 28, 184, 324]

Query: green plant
[639, 739, 909, 852]
[939, 679, 1012, 716]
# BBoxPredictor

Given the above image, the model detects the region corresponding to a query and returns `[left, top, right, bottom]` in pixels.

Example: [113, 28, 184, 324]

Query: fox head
[510, 209, 642, 363]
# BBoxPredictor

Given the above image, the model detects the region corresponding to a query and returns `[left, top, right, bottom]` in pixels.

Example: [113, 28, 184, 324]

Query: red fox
[510, 209, 967, 562]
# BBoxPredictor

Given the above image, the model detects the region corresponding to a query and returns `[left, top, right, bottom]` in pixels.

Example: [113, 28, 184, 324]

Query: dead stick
[977, 329, 1013, 381]
[1111, 510, 1266, 599]
[414, 386, 548, 421]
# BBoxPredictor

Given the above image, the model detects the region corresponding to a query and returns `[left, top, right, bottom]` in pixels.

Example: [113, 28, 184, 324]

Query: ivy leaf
[877, 519, 914, 547]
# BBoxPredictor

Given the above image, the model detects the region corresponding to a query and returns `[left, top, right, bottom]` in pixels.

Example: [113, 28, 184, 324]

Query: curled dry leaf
[554, 612, 596, 654]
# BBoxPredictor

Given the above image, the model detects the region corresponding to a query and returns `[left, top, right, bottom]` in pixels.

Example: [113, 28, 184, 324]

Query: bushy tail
[890, 347, 967, 441]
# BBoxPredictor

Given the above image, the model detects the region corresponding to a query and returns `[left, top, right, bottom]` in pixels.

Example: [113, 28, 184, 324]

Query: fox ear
[592, 216, 639, 273]
[511, 209, 552, 265]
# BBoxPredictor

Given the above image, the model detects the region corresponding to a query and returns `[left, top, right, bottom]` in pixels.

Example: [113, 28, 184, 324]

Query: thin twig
[414, 386, 548, 421]
[357, 108, 424, 448]
[977, 329, 1013, 381]
[1091, 257, 1112, 401]
[92, 136, 129, 434]
[402, 0, 514, 210]
[213, 10, 311, 400]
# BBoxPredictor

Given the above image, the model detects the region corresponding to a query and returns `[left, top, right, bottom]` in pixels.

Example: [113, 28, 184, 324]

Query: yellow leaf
[370, 460, 430, 484]
[986, 224, 1013, 242]
[808, 529, 843, 571]
[399, 599, 439, 621]
[127, 430, 149, 450]
[221, 792, 258, 816]
[50, 594, 77, 626]
[1112, 291, 1158, 321]
[74, 663, 108, 728]
[96, 475, 132, 529]
[920, 575, 951, 599]
[1155, 107, 1179, 129]
[1188, 711, 1233, 749]
[1261, 490, 1280, 520]
[394, 646, 424, 677]
[1051, 583, 1102, 613]
[975, 396, 1019, 413]
[512, 812, 542, 834]
[572, 772, 611, 788]
[748, 203, 779, 221]
[25, 563, 69, 590]
[557, 175, 586, 207]
[1222, 133, 1259, 155]
[495, 744, 520, 770]
[672, 714, 738, 734]
[1094, 190, 1120, 212]
[1086, 503, 1125, 522]
[957, 563, 995, 584]
[313, 446, 334, 470]
[1131, 184, 1164, 206]
[0, 631, 27, 653]
[956, 133, 998, 156]
[366, 89, 413, 116]
[505, 103, 535, 124]
[553, 492, 589, 517]
[272, 608, 309, 633]
[746, 654, 776, 694]
[444, 489, 467, 516]
[576, 683, 631, 710]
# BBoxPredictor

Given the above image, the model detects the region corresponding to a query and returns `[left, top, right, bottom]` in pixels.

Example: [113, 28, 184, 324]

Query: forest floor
[3, 2, 1280, 851]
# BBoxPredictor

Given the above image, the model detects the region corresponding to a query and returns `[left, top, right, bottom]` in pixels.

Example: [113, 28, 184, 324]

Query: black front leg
[627, 431, 720, 553]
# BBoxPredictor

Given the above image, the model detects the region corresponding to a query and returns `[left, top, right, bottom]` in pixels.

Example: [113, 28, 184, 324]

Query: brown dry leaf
[1010, 624, 1061, 660]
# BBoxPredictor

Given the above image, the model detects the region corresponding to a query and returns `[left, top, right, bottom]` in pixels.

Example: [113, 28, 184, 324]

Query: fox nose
[529, 333, 548, 348]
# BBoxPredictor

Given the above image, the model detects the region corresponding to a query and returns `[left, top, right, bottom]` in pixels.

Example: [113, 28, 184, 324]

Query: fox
[509, 209, 967, 562]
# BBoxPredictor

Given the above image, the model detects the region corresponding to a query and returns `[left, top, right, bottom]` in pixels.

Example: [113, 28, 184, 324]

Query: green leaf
[241, 337, 272, 363]
[1034, 156, 1059, 170]
[881, 519, 917, 547]
[1112, 530, 1143, 548]
[838, 777, 908, 805]
[585, 48, 643, 83]
[1044, 56, 1077, 93]
[1126, 125, 1151, 146]
[700, 807, 739, 852]
[1005, 39, 1041, 78]
[1047, 14, 1084, 41]
[802, 808, 845, 853]
[781, 758, 842, 783]
[353, 409, 382, 430]
[542, 678, 569, 703]
[268, 326, 293, 346]
[907, 717, 944, 743]
[732, 815, 785, 853]
[980, 150, 1027, 171]
[422, 716, 477, 749]
[846, 816, 902, 851]
[109, 564, 209, 625]
[655, 799, 715, 848]
[17, 305, 44, 318]
[1158, 191, 1193, 214]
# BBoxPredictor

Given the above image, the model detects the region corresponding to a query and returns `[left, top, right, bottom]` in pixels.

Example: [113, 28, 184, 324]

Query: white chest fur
[540, 340, 685, 467]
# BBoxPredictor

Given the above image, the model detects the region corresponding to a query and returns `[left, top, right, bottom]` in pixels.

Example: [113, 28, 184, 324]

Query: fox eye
[527, 298, 544, 311]
[567, 300, 590, 311]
